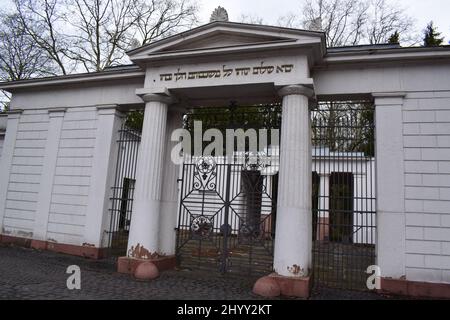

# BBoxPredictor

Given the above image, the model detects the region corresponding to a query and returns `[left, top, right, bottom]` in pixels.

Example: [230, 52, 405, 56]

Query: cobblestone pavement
[0, 245, 396, 300]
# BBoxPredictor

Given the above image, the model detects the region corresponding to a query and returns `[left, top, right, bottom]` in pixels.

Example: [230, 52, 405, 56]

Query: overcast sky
[0, 0, 448, 44]
[199, 0, 450, 43]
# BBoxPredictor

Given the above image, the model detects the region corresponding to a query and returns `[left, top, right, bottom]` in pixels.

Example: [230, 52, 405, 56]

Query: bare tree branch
[238, 14, 265, 25]
[279, 0, 418, 47]
[365, 0, 417, 45]
[0, 11, 57, 110]
[7, 0, 198, 74]
[0, 12, 56, 80]
[13, 0, 72, 74]
[131, 0, 198, 46]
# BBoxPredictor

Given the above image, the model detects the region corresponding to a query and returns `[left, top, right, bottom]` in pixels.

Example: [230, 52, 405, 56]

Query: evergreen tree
[125, 110, 144, 131]
[388, 31, 400, 44]
[423, 21, 444, 47]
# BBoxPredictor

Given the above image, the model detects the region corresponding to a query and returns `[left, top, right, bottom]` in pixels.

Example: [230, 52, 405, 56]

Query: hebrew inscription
[159, 62, 294, 82]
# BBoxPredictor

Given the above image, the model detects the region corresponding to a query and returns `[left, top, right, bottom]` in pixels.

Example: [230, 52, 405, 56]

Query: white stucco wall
[0, 106, 123, 248]
[45, 107, 97, 244]
[3, 109, 49, 238]
[0, 73, 140, 247]
[314, 61, 450, 95]
[1, 108, 89, 242]
[402, 92, 450, 284]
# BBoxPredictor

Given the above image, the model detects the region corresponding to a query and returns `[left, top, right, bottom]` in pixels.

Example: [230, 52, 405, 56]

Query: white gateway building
[0, 18, 449, 298]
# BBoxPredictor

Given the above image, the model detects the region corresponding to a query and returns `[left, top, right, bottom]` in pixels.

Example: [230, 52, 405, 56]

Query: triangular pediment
[160, 31, 288, 52]
[127, 21, 326, 63]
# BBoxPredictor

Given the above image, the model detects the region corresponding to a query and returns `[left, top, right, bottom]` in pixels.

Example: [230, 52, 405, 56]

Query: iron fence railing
[106, 123, 141, 256]
[311, 100, 376, 291]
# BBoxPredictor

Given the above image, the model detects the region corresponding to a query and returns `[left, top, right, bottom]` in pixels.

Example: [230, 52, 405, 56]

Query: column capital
[139, 93, 177, 105]
[278, 85, 315, 98]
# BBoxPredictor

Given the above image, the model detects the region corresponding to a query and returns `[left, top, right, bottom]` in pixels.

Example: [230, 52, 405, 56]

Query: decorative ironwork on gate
[106, 123, 141, 256]
[311, 100, 376, 290]
[176, 104, 281, 275]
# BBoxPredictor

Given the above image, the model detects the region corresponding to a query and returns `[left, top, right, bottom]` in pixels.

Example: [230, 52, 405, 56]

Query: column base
[253, 273, 311, 298]
[117, 255, 177, 274]
[379, 277, 450, 299]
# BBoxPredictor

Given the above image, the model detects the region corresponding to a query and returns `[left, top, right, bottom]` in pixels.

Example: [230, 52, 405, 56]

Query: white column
[274, 85, 314, 277]
[84, 105, 125, 247]
[374, 93, 406, 279]
[317, 173, 330, 240]
[127, 93, 173, 257]
[34, 108, 66, 241]
[0, 110, 22, 234]
[159, 109, 184, 255]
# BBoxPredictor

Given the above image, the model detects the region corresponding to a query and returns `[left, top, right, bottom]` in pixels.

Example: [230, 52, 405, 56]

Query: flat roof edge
[0, 66, 145, 91]
[323, 46, 450, 64]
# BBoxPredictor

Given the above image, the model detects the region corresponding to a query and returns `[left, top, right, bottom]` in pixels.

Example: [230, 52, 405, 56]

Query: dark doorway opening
[329, 172, 354, 243]
[312, 171, 320, 241]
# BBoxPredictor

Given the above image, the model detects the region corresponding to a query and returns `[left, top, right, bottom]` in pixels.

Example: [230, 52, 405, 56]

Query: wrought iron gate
[176, 104, 281, 275]
[107, 123, 141, 256]
[311, 100, 376, 290]
[176, 156, 278, 275]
